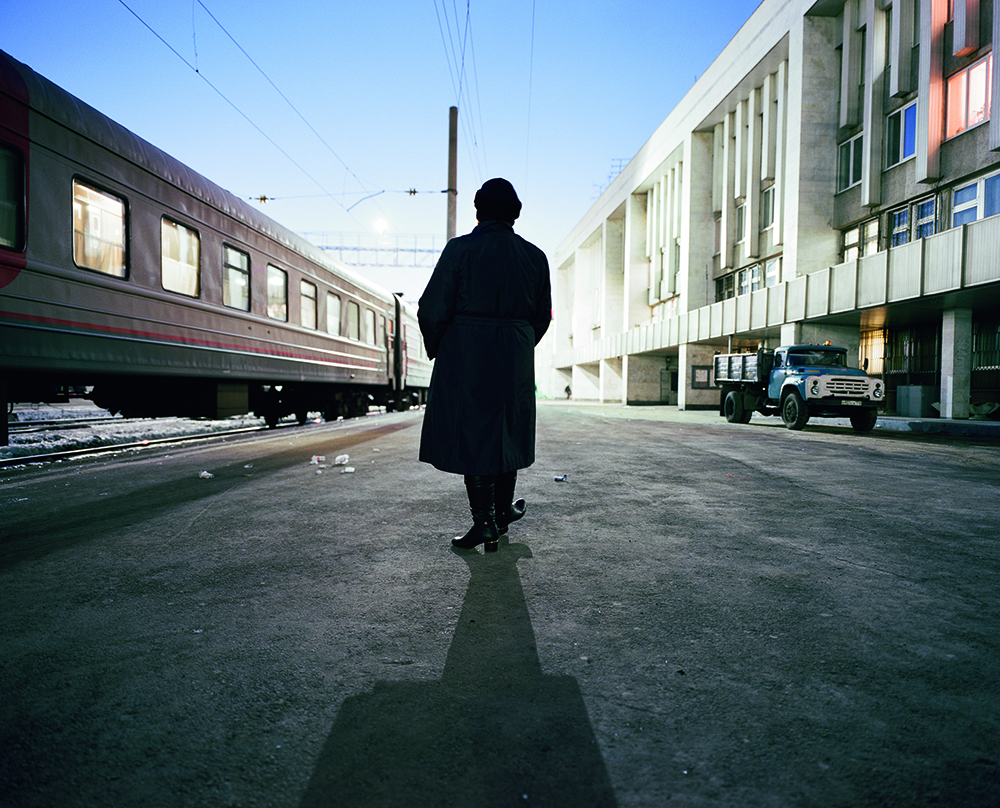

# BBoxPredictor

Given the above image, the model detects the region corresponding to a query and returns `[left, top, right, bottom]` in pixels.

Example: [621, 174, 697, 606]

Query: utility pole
[447, 106, 457, 241]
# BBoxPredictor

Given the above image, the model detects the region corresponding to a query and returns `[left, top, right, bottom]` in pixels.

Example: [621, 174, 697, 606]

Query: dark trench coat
[418, 220, 552, 476]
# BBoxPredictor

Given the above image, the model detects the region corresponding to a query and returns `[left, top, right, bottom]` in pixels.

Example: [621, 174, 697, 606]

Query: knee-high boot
[495, 470, 526, 535]
[452, 475, 499, 552]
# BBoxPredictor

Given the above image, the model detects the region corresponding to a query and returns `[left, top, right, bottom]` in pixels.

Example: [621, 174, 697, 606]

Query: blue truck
[714, 344, 885, 432]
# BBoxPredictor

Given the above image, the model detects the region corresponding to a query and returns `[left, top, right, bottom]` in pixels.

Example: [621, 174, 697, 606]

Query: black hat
[474, 178, 521, 223]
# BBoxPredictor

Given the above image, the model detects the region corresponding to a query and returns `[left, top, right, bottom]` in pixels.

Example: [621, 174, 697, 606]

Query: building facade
[545, 0, 1000, 419]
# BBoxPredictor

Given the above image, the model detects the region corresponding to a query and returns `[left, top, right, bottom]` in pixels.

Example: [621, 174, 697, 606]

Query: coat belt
[452, 315, 531, 328]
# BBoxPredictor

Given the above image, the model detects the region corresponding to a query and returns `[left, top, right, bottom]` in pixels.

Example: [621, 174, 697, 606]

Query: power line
[118, 0, 374, 227]
[433, 0, 486, 184]
[524, 0, 536, 194]
[194, 0, 376, 200]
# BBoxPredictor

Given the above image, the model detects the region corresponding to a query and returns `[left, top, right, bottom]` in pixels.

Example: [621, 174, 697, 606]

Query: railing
[553, 215, 1000, 369]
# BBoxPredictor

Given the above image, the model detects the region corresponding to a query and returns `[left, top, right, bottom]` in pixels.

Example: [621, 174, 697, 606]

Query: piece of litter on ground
[341, 466, 356, 474]
[316, 469, 323, 475]
[372, 448, 380, 452]
[310, 455, 326, 465]
[199, 471, 214, 479]
[554, 474, 568, 482]
[244, 463, 253, 469]
[334, 454, 350, 465]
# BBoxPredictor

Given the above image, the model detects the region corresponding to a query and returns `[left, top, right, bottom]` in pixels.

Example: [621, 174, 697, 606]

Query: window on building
[736, 204, 747, 243]
[952, 171, 1000, 226]
[891, 199, 937, 245]
[886, 102, 917, 166]
[761, 186, 775, 230]
[327, 292, 341, 335]
[223, 245, 250, 311]
[953, 183, 978, 225]
[946, 54, 992, 139]
[844, 226, 860, 260]
[731, 265, 764, 296]
[765, 257, 780, 286]
[1, 143, 25, 251]
[915, 198, 937, 238]
[890, 208, 910, 246]
[838, 133, 864, 191]
[301, 280, 317, 329]
[715, 274, 735, 302]
[713, 216, 722, 254]
[266, 265, 287, 321]
[843, 218, 879, 261]
[161, 218, 199, 296]
[74, 180, 126, 277]
[347, 301, 360, 340]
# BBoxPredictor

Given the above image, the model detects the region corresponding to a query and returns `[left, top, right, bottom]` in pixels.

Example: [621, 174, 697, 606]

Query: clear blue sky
[4, 0, 761, 300]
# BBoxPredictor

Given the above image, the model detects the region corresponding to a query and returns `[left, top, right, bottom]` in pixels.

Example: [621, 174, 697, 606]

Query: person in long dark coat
[418, 178, 551, 552]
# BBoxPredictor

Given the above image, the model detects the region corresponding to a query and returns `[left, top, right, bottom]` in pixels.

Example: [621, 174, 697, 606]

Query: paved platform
[1, 405, 998, 807]
[546, 399, 1000, 440]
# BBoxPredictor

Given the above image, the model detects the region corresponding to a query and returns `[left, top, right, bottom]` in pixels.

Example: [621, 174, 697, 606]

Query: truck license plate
[842, 399, 861, 406]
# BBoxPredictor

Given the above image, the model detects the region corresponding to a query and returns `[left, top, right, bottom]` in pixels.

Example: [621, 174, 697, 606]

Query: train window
[301, 280, 317, 329]
[347, 301, 360, 340]
[1, 144, 25, 251]
[73, 180, 126, 277]
[364, 309, 376, 345]
[378, 314, 386, 347]
[327, 292, 341, 335]
[161, 218, 199, 296]
[223, 245, 250, 311]
[267, 265, 288, 321]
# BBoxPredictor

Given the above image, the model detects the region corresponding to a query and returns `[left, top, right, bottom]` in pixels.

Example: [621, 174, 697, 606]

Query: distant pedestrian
[418, 178, 552, 552]
[565, 385, 572, 400]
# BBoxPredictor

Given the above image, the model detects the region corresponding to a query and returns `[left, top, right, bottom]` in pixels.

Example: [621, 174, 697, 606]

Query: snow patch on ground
[3, 400, 272, 461]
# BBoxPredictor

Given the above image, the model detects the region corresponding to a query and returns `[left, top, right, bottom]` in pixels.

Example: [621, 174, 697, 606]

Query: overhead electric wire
[433, 0, 487, 185]
[117, 0, 363, 222]
[433, 0, 538, 194]
[459, 10, 488, 185]
[118, 0, 438, 235]
[193, 0, 376, 200]
[524, 0, 536, 194]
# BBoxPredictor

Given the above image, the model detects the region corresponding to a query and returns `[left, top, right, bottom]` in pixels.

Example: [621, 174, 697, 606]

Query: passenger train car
[0, 50, 431, 443]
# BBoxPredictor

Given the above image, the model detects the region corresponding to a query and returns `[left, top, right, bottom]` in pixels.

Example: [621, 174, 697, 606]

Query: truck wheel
[781, 390, 809, 430]
[724, 391, 746, 424]
[850, 409, 878, 432]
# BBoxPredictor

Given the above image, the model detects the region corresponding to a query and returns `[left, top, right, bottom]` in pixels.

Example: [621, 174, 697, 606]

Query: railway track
[0, 417, 298, 467]
[1, 409, 389, 468]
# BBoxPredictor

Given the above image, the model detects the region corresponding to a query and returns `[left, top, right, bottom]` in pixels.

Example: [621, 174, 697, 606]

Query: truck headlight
[872, 383, 884, 399]
[808, 379, 821, 397]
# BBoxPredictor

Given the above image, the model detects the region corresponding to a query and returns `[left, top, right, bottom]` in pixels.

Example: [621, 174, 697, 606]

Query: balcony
[553, 215, 1000, 368]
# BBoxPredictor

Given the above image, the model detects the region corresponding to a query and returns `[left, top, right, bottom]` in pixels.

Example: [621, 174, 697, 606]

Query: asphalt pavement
[1, 403, 998, 808]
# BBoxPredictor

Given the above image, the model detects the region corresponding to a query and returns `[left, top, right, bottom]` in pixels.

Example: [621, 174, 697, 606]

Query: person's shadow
[299, 540, 618, 807]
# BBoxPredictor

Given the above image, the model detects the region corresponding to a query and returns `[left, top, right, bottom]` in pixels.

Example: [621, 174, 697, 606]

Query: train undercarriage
[2, 372, 426, 445]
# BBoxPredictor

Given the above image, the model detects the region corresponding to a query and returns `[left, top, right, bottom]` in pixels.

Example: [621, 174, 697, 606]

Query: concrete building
[544, 0, 1000, 419]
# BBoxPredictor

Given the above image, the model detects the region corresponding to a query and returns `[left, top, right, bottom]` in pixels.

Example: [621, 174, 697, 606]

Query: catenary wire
[434, 0, 487, 185]
[194, 0, 379, 202]
[116, 0, 363, 222]
[524, 0, 536, 195]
